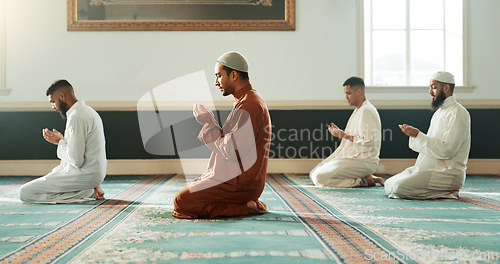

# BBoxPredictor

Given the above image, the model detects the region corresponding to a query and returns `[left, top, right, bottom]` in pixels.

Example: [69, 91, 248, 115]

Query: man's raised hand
[328, 122, 347, 138]
[328, 123, 354, 141]
[193, 103, 218, 127]
[399, 124, 420, 138]
[42, 128, 63, 145]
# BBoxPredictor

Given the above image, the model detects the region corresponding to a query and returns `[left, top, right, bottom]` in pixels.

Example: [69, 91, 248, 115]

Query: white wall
[467, 0, 500, 100]
[1, 0, 500, 104]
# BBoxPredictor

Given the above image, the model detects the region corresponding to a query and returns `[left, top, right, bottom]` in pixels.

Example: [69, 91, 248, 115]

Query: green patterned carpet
[0, 174, 499, 263]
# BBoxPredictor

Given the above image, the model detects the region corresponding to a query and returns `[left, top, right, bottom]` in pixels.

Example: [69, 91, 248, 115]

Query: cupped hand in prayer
[328, 122, 345, 138]
[42, 128, 64, 145]
[193, 103, 217, 126]
[399, 124, 420, 138]
[328, 123, 354, 141]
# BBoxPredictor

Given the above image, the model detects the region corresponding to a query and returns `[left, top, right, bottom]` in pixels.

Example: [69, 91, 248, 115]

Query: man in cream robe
[20, 80, 107, 203]
[385, 71, 471, 199]
[310, 77, 383, 188]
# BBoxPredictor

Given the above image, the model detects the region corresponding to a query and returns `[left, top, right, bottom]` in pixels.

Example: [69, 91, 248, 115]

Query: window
[363, 0, 465, 86]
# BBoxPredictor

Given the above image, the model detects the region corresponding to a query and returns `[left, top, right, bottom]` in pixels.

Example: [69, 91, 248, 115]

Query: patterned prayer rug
[0, 174, 499, 263]
[271, 174, 500, 263]
[0, 175, 172, 263]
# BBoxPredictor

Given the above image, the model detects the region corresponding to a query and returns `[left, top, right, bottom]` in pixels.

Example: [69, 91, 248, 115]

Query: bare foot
[247, 200, 268, 215]
[257, 200, 267, 210]
[364, 175, 384, 187]
[364, 175, 376, 187]
[94, 186, 105, 200]
[372, 175, 385, 186]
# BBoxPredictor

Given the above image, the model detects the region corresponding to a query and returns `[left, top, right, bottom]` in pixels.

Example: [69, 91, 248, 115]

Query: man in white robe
[310, 77, 383, 188]
[385, 71, 471, 199]
[20, 80, 107, 203]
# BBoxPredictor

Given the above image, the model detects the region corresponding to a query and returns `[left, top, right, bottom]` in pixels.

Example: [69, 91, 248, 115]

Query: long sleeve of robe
[385, 96, 471, 199]
[20, 101, 107, 203]
[173, 84, 272, 219]
[310, 100, 382, 187]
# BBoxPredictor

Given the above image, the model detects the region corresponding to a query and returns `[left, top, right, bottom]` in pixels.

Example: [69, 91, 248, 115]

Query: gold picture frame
[67, 0, 295, 31]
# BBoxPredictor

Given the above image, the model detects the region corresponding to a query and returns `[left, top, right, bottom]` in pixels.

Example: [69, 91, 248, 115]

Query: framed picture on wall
[67, 0, 295, 31]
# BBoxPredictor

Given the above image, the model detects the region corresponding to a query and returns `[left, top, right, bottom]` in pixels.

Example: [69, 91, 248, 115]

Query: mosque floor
[0, 174, 499, 263]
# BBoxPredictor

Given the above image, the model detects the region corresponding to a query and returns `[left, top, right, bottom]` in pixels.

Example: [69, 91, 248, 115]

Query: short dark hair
[46, 79, 73, 96]
[437, 81, 455, 93]
[343, 76, 365, 88]
[222, 65, 249, 81]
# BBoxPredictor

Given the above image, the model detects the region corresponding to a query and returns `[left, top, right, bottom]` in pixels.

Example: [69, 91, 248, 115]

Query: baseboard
[0, 159, 498, 176]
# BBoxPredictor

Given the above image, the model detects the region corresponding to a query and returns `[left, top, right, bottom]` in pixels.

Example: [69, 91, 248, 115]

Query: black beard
[431, 90, 446, 110]
[59, 99, 68, 119]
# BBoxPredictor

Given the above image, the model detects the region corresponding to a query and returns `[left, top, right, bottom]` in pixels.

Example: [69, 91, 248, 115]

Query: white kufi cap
[431, 71, 455, 84]
[217, 51, 249, 72]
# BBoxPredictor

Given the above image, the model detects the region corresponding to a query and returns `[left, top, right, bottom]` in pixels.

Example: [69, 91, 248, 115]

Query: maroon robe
[173, 84, 271, 218]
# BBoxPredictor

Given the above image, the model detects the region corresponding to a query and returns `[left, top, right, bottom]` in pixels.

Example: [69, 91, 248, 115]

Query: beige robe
[310, 100, 381, 187]
[385, 96, 471, 199]
[20, 101, 107, 203]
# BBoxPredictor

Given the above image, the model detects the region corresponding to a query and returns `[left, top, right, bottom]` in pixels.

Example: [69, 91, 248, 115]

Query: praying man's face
[48, 93, 68, 119]
[343, 85, 362, 107]
[214, 62, 234, 97]
[429, 80, 447, 110]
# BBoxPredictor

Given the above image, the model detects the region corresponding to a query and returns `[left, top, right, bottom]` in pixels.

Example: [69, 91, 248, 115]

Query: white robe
[20, 101, 107, 203]
[310, 100, 381, 187]
[385, 96, 471, 199]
